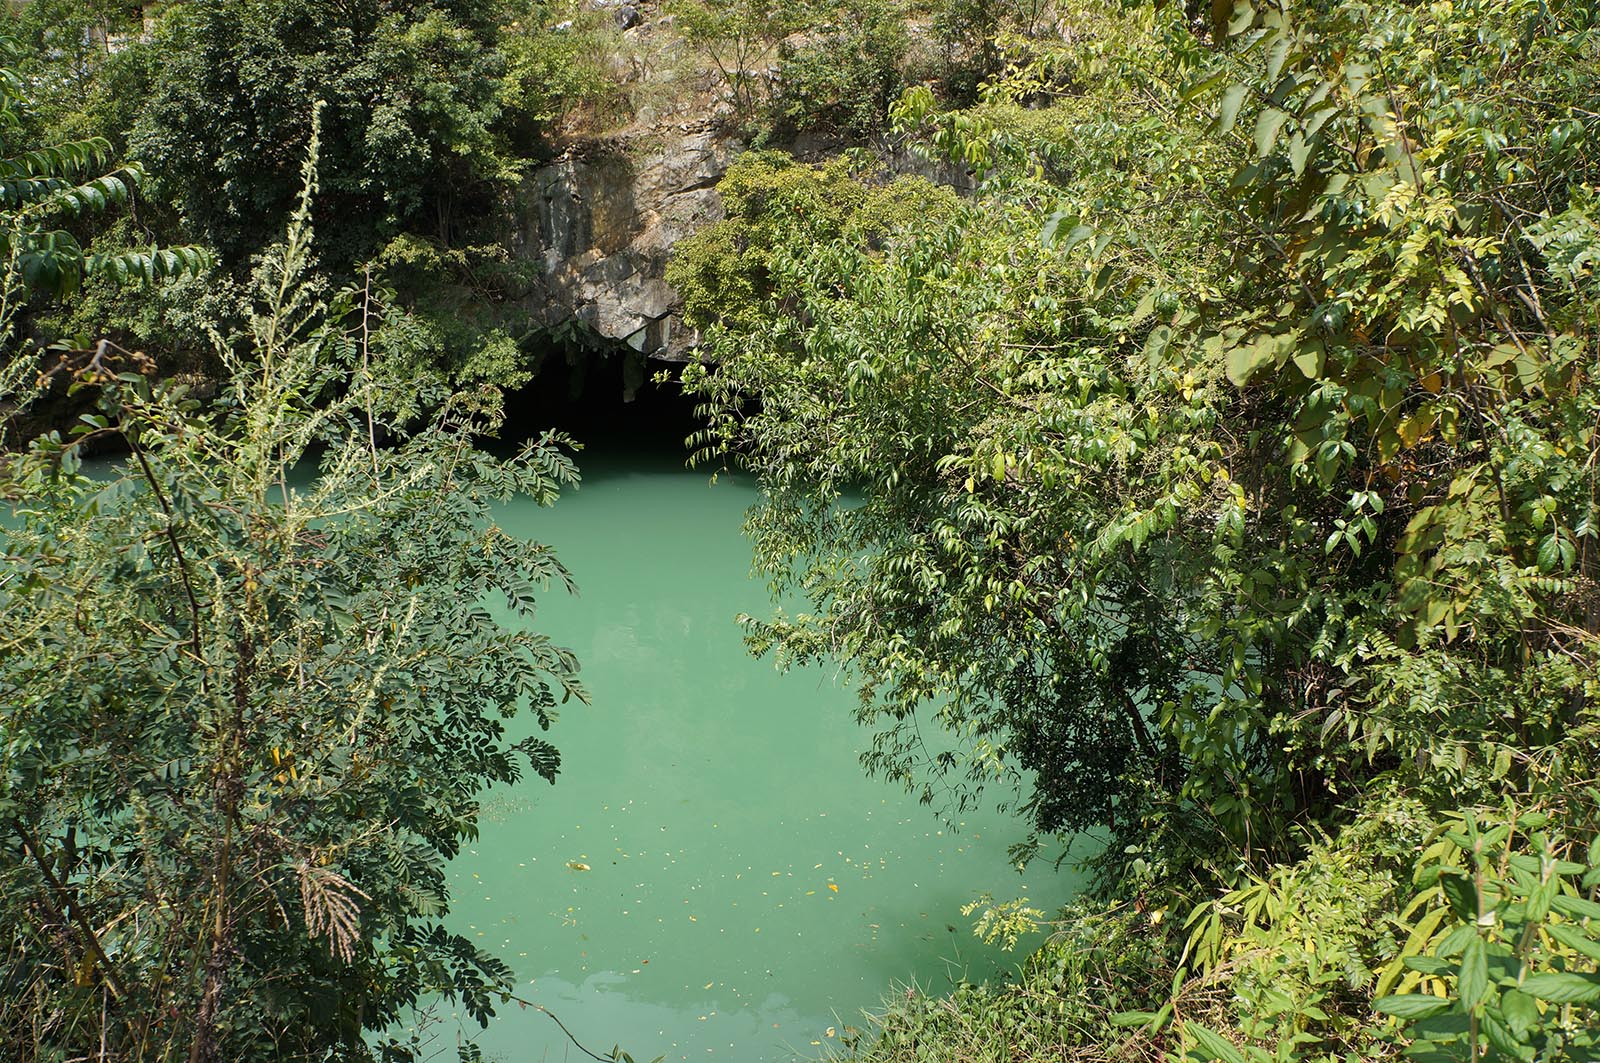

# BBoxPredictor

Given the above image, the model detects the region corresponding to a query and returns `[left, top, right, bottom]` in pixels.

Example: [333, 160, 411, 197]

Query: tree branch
[11, 817, 129, 1002]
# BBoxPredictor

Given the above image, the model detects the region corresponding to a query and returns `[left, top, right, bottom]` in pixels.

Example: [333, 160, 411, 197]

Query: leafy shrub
[844, 903, 1178, 1063]
[769, 0, 909, 143]
[667, 150, 960, 335]
[1177, 795, 1437, 1060]
[678, 1, 1600, 1061]
[672, 0, 800, 119]
[1373, 809, 1600, 1062]
[0, 124, 584, 1063]
[498, 4, 630, 140]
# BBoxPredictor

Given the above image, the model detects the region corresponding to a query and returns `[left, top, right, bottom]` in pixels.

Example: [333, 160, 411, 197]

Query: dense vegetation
[4, 0, 1600, 1061]
[0, 95, 586, 1059]
[670, 0, 1600, 1059]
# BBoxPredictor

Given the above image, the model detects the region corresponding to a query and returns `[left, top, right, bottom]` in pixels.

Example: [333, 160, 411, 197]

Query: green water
[418, 451, 1080, 1062]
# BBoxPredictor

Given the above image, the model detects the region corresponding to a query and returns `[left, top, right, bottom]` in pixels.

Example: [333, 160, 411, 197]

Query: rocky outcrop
[515, 1, 740, 363]
[519, 119, 735, 361]
[510, 3, 965, 367]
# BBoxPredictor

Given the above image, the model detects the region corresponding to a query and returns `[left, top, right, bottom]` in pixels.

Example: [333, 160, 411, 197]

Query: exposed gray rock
[512, 2, 959, 367]
[517, 120, 736, 361]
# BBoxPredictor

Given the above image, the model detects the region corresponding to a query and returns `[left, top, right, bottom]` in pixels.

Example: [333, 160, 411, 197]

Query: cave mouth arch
[498, 344, 702, 459]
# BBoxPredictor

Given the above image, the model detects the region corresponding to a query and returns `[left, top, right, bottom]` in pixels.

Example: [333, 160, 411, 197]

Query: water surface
[421, 450, 1079, 1062]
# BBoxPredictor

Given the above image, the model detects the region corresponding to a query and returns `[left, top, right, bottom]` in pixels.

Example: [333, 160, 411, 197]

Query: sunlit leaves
[0, 148, 580, 1058]
[679, 0, 1600, 946]
[1373, 815, 1600, 1061]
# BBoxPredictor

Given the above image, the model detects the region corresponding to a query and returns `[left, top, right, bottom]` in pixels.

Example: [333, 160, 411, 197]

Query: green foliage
[0, 35, 207, 442]
[130, 0, 518, 264]
[679, 0, 1600, 870]
[0, 125, 583, 1062]
[672, 0, 803, 119]
[5, 2, 637, 399]
[843, 903, 1177, 1063]
[925, 0, 1058, 104]
[1371, 810, 1600, 1063]
[963, 892, 1047, 950]
[1176, 795, 1438, 1060]
[0, 0, 150, 144]
[0, 36, 206, 302]
[668, 150, 959, 334]
[33, 216, 239, 380]
[769, 0, 909, 143]
[497, 5, 629, 138]
[367, 231, 546, 407]
[678, 0, 1600, 1059]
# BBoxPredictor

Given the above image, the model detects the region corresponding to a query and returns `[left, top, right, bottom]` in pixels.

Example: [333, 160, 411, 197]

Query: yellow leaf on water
[828, 884, 839, 892]
[827, 1027, 836, 1038]
[566, 861, 590, 872]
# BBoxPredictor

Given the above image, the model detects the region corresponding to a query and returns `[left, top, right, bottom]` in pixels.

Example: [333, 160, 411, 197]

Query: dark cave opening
[497, 347, 703, 458]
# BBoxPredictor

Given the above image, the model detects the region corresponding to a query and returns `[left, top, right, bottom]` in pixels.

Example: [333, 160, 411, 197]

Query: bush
[769, 0, 908, 143]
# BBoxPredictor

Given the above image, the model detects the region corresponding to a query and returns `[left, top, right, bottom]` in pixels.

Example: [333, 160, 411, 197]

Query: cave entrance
[498, 343, 702, 458]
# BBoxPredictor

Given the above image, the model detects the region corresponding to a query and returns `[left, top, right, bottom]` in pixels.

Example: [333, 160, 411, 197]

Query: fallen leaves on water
[566, 861, 591, 872]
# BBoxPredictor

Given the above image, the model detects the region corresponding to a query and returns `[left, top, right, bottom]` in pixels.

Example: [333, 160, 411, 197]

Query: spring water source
[415, 448, 1081, 1062]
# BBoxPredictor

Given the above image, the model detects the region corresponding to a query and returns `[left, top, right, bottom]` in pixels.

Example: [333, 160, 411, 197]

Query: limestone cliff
[519, 121, 734, 361]
[514, 5, 739, 363]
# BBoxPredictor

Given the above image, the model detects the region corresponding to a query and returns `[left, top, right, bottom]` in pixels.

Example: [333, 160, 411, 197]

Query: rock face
[511, 0, 747, 363]
[510, 4, 962, 366]
[519, 122, 734, 361]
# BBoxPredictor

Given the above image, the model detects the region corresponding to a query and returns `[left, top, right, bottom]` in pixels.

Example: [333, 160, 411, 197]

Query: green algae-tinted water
[419, 450, 1080, 1062]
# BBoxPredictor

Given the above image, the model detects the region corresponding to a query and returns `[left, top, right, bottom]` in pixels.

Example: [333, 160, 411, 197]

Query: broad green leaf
[1458, 936, 1488, 1010]
[1288, 133, 1312, 177]
[1520, 972, 1600, 1004]
[1537, 534, 1562, 572]
[1255, 107, 1291, 158]
[1375, 993, 1453, 1019]
[1403, 955, 1452, 975]
[1441, 872, 1478, 921]
[1226, 341, 1274, 386]
[1547, 922, 1600, 963]
[1217, 84, 1248, 135]
[1291, 340, 1324, 379]
[1501, 989, 1538, 1038]
[1265, 32, 1292, 85]
[1188, 1023, 1247, 1063]
[1481, 1013, 1530, 1061]
[1552, 894, 1600, 921]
